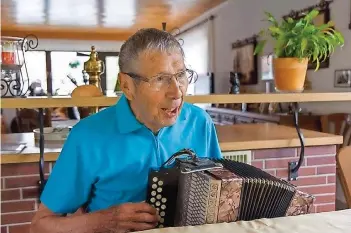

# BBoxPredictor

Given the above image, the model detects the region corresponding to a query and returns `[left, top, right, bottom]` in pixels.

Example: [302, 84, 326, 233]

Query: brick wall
[1, 162, 53, 233]
[0, 145, 337, 232]
[252, 145, 337, 213]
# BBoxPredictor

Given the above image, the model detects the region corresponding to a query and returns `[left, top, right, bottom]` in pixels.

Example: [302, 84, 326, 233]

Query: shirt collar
[115, 94, 188, 134]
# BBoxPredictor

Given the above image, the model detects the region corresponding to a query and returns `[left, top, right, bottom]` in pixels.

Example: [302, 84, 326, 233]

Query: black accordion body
[146, 149, 315, 228]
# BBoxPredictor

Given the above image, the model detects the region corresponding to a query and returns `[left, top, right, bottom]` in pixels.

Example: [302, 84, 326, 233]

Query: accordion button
[150, 198, 156, 203]
[152, 184, 157, 189]
[156, 194, 161, 199]
[156, 201, 161, 206]
[161, 198, 167, 203]
[158, 181, 163, 186]
[153, 177, 158, 182]
[151, 191, 156, 196]
[161, 205, 166, 210]
[160, 218, 164, 223]
[160, 211, 165, 217]
[157, 187, 162, 192]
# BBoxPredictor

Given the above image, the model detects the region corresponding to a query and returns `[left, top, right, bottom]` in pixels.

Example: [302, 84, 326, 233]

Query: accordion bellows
[146, 156, 315, 228]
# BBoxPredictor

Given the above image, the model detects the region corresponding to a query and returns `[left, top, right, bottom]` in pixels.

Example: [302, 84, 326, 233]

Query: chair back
[337, 146, 351, 208]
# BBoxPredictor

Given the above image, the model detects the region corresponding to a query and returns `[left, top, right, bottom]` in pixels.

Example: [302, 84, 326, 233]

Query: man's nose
[166, 78, 182, 99]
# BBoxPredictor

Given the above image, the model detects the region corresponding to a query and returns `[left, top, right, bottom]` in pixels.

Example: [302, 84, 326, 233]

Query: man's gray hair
[118, 28, 185, 73]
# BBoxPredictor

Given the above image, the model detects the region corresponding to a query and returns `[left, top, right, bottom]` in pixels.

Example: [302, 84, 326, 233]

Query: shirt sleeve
[207, 119, 223, 159]
[40, 127, 93, 214]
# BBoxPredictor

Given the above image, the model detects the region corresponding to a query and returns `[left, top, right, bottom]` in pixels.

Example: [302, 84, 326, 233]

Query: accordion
[146, 149, 315, 228]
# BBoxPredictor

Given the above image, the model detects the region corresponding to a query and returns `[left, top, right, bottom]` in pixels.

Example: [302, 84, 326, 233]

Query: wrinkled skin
[119, 49, 188, 133]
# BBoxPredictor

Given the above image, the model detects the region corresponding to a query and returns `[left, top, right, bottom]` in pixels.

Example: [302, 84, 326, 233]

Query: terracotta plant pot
[273, 58, 308, 92]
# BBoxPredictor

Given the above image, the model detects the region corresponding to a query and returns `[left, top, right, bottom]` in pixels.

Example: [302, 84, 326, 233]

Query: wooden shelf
[1, 92, 351, 109]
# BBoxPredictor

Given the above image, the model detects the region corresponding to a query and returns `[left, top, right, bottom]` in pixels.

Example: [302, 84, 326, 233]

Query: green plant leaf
[264, 11, 278, 26]
[254, 40, 267, 55]
[334, 31, 345, 45]
[254, 9, 344, 69]
[269, 26, 282, 35]
[301, 38, 308, 54]
[305, 9, 319, 22]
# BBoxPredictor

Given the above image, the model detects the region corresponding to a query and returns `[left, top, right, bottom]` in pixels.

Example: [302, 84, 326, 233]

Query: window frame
[27, 50, 119, 95]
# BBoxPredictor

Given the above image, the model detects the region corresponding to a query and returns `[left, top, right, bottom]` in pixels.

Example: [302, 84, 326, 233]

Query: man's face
[122, 49, 188, 132]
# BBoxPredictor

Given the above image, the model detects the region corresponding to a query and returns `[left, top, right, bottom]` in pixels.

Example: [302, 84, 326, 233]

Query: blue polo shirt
[40, 94, 222, 214]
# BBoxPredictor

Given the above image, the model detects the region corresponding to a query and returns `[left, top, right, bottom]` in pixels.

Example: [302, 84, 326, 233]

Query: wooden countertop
[2, 92, 351, 108]
[0, 123, 343, 164]
[217, 124, 342, 151]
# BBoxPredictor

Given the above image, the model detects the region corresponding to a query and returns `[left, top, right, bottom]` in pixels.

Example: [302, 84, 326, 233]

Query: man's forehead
[137, 49, 185, 76]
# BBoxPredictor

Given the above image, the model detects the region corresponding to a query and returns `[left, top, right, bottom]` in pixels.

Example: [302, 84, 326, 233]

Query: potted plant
[254, 9, 344, 92]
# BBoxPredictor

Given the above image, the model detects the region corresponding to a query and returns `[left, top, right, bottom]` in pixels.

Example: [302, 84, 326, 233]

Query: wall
[211, 0, 351, 114]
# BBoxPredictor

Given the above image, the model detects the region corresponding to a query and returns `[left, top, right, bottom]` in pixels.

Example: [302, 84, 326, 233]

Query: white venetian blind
[176, 21, 212, 97]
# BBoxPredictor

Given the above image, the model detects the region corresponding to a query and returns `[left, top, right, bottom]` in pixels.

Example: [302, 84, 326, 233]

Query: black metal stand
[38, 108, 47, 196]
[288, 102, 305, 181]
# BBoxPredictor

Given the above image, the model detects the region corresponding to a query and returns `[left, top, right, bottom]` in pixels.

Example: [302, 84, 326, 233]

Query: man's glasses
[122, 69, 197, 91]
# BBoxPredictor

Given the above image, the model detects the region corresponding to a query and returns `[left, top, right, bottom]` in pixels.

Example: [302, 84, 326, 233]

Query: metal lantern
[0, 35, 38, 97]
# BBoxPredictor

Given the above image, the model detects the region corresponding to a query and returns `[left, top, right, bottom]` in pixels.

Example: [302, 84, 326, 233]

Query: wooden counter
[0, 123, 342, 164]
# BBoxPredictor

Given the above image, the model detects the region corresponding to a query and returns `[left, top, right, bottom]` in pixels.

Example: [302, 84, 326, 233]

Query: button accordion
[146, 149, 315, 228]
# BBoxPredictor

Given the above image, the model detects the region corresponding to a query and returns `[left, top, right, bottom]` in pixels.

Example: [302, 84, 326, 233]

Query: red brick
[1, 200, 36, 213]
[291, 176, 326, 187]
[298, 145, 336, 157]
[4, 175, 48, 189]
[265, 170, 276, 176]
[316, 203, 335, 213]
[253, 148, 296, 159]
[327, 175, 336, 184]
[1, 212, 35, 225]
[265, 158, 304, 169]
[252, 160, 263, 169]
[1, 226, 7, 233]
[9, 224, 30, 233]
[307, 156, 335, 166]
[22, 187, 39, 199]
[315, 194, 335, 204]
[298, 185, 335, 195]
[276, 167, 316, 178]
[1, 163, 49, 177]
[317, 165, 336, 174]
[1, 189, 20, 201]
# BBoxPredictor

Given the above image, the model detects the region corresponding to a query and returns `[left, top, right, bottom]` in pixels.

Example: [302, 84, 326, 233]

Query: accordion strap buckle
[181, 162, 223, 174]
[162, 148, 197, 167]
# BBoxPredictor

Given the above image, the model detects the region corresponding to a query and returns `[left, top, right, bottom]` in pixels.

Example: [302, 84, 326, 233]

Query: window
[22, 51, 47, 93]
[177, 22, 211, 96]
[14, 0, 45, 24]
[50, 52, 89, 95]
[177, 21, 213, 108]
[49, 0, 97, 26]
[105, 56, 119, 95]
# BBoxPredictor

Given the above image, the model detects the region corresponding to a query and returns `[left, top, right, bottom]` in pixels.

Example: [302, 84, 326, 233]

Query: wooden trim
[1, 25, 133, 41]
[1, 92, 351, 109]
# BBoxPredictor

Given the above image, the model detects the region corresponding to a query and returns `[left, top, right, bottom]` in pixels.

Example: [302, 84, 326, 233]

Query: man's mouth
[161, 107, 179, 118]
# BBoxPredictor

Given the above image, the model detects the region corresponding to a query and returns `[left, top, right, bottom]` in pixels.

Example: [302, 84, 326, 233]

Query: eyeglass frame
[120, 68, 197, 90]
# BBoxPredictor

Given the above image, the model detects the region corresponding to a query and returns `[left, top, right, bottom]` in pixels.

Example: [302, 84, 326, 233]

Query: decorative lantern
[0, 35, 39, 97]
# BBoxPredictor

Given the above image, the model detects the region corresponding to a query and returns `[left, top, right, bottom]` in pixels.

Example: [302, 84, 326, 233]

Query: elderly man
[30, 28, 222, 233]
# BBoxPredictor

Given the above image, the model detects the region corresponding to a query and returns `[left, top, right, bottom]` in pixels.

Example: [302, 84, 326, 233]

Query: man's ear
[119, 73, 135, 100]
